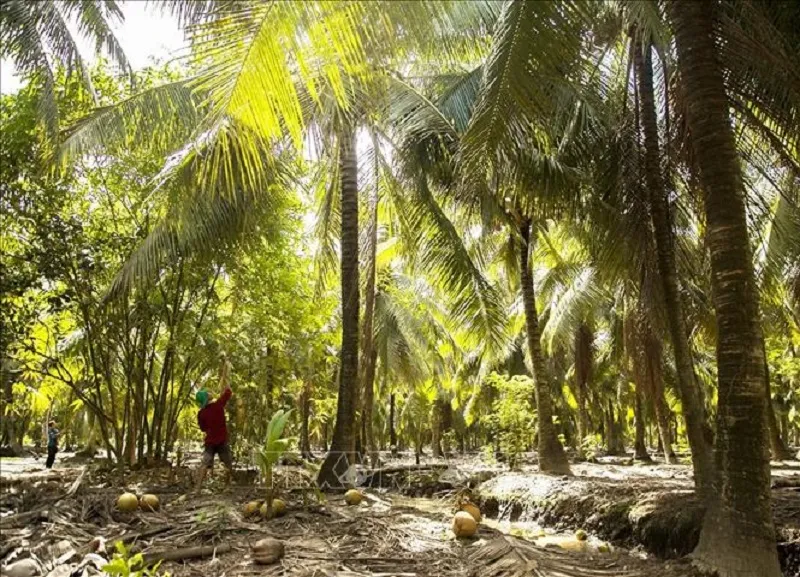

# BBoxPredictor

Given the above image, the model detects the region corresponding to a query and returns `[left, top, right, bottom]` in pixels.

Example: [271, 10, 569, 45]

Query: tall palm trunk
[574, 324, 592, 461]
[634, 36, 714, 494]
[626, 315, 651, 462]
[360, 167, 379, 468]
[519, 219, 571, 474]
[389, 389, 397, 455]
[643, 331, 677, 464]
[300, 378, 314, 460]
[633, 375, 651, 461]
[318, 124, 360, 489]
[670, 3, 779, 575]
[605, 399, 624, 456]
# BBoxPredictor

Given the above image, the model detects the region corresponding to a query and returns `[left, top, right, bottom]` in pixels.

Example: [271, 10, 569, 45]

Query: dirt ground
[476, 455, 800, 575]
[1, 452, 797, 577]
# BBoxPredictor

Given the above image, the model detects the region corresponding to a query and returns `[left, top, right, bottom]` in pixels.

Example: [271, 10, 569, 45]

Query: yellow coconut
[272, 498, 287, 517]
[459, 502, 482, 523]
[242, 501, 261, 517]
[452, 511, 478, 538]
[344, 489, 362, 506]
[575, 529, 588, 541]
[139, 494, 160, 511]
[252, 537, 284, 565]
[116, 492, 139, 512]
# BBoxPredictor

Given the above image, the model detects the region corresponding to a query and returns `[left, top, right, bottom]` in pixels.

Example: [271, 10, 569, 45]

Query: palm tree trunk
[634, 35, 714, 494]
[431, 397, 443, 458]
[360, 170, 380, 468]
[574, 324, 592, 461]
[605, 399, 624, 456]
[389, 390, 397, 455]
[318, 124, 360, 489]
[362, 349, 378, 466]
[300, 378, 313, 460]
[643, 325, 678, 464]
[519, 219, 571, 474]
[670, 3, 779, 575]
[633, 376, 651, 462]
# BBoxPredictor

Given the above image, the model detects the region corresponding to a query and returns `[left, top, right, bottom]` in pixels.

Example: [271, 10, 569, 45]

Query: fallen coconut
[272, 498, 287, 517]
[242, 501, 261, 517]
[260, 502, 282, 520]
[459, 502, 482, 523]
[139, 494, 160, 511]
[344, 489, 362, 506]
[252, 537, 284, 565]
[452, 511, 478, 538]
[116, 492, 139, 512]
[575, 529, 588, 541]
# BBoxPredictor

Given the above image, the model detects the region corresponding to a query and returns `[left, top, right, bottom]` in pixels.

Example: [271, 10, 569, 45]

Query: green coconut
[117, 492, 139, 512]
[344, 489, 362, 506]
[243, 501, 261, 517]
[139, 494, 160, 511]
[272, 498, 287, 517]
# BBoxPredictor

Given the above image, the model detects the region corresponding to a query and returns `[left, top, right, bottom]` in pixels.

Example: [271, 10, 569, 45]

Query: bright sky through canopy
[0, 1, 184, 94]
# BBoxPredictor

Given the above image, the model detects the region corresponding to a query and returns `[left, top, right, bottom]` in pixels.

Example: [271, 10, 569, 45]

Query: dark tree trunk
[633, 372, 651, 462]
[519, 220, 571, 474]
[574, 324, 592, 461]
[318, 124, 360, 489]
[605, 400, 624, 456]
[431, 397, 443, 458]
[300, 378, 313, 460]
[634, 35, 714, 494]
[627, 313, 659, 462]
[0, 371, 19, 450]
[360, 171, 379, 467]
[643, 325, 678, 464]
[670, 2, 779, 575]
[389, 391, 397, 455]
[264, 346, 273, 420]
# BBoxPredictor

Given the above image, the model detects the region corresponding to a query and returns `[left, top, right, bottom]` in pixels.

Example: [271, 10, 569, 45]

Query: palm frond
[63, 0, 133, 81]
[461, 0, 591, 178]
[393, 174, 508, 354]
[311, 157, 341, 297]
[1, 0, 134, 139]
[59, 79, 201, 165]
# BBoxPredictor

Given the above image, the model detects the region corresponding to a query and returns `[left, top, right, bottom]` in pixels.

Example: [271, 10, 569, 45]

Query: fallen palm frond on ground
[468, 535, 651, 577]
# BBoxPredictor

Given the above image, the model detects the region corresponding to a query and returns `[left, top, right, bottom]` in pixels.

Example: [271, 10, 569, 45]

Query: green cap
[195, 389, 209, 409]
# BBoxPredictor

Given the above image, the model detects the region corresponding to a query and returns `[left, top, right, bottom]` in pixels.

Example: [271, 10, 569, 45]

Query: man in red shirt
[195, 356, 234, 488]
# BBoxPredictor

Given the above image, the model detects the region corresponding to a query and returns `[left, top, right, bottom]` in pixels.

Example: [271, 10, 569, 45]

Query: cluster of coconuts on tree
[116, 492, 160, 512]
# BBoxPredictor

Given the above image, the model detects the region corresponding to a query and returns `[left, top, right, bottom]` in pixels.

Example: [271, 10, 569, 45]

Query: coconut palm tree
[669, 1, 781, 575]
[56, 0, 506, 486]
[0, 0, 132, 139]
[631, 32, 714, 492]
